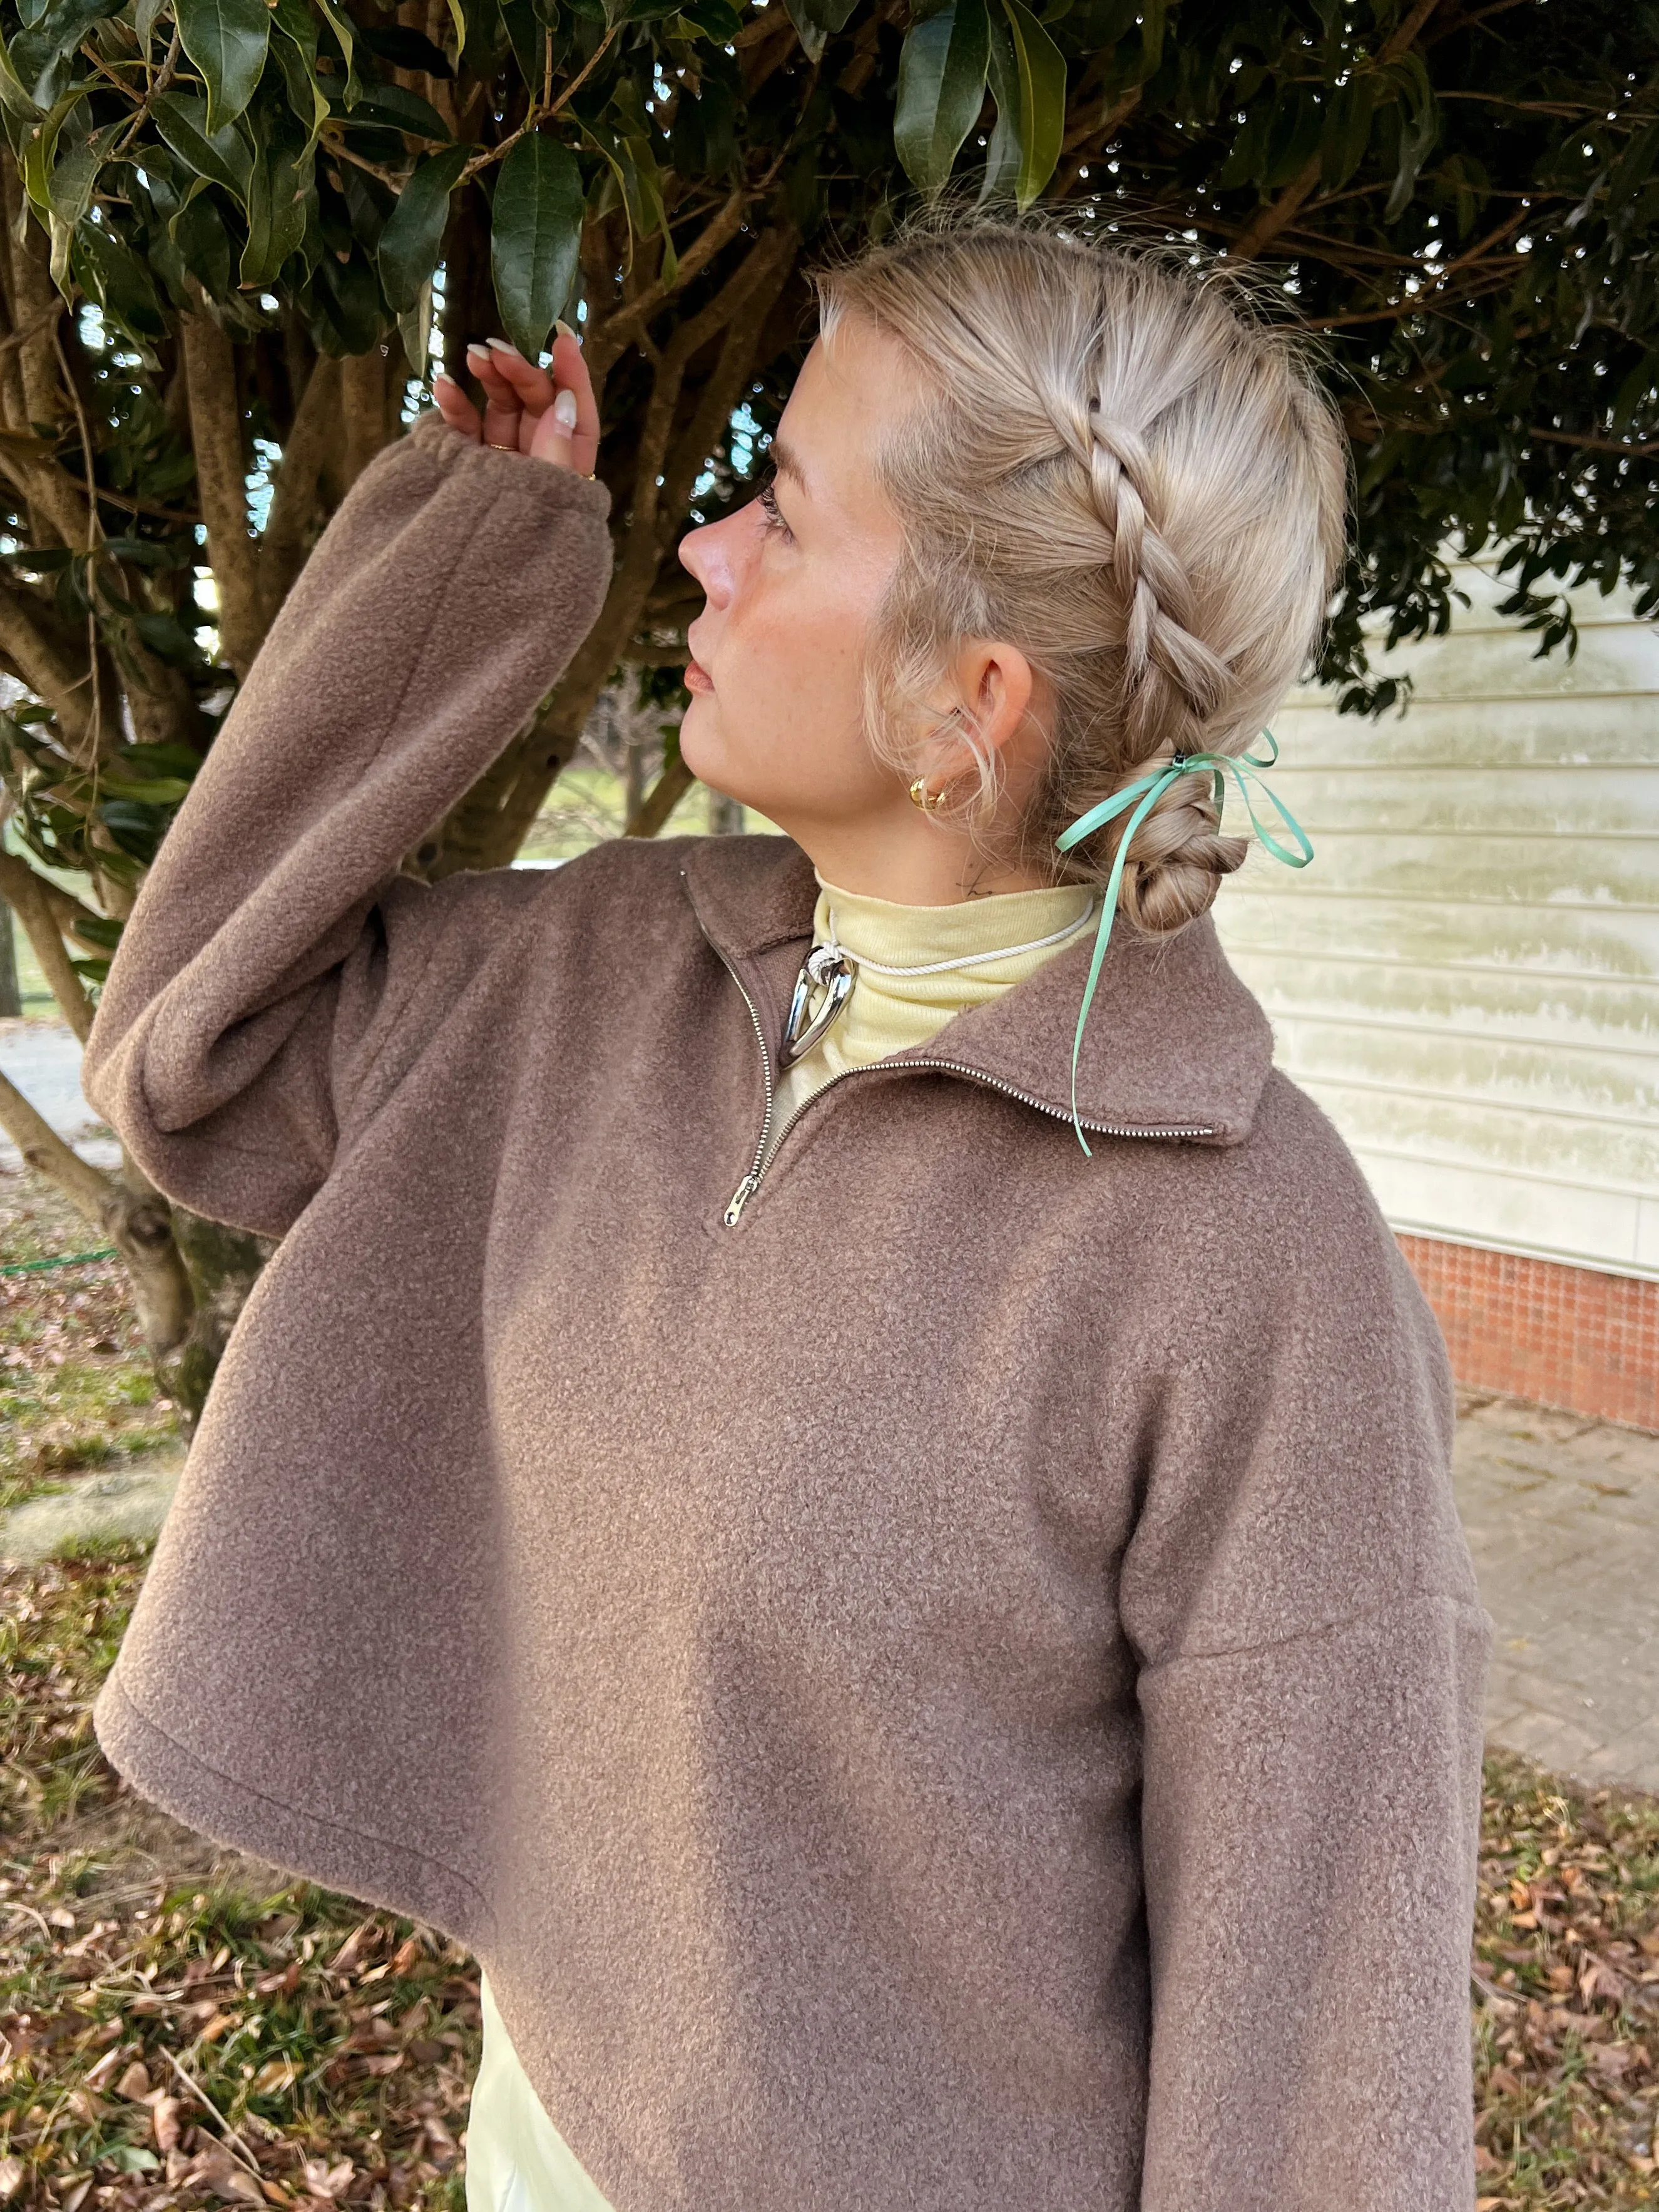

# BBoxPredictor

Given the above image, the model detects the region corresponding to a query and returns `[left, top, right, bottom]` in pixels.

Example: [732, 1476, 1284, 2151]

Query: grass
[1, 1551, 480, 2212]
[0, 1175, 184, 1519]
[2, 1175, 1656, 2211]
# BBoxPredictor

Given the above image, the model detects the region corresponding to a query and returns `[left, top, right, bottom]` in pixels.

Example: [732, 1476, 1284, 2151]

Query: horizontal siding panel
[1287, 1075, 1659, 1197]
[1271, 1020, 1658, 1129]
[1227, 948, 1657, 1054]
[1215, 896, 1659, 981]
[1287, 621, 1659, 705]
[1225, 557, 1658, 1278]
[1349, 1149, 1654, 1278]
[1272, 697, 1659, 770]
[1218, 766, 1659, 839]
[1223, 832, 1655, 908]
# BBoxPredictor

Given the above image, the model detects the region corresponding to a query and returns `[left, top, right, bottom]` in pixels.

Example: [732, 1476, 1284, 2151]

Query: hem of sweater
[93, 1669, 496, 1952]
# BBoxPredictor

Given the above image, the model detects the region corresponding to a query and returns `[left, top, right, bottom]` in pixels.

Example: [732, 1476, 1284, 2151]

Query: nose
[677, 509, 741, 604]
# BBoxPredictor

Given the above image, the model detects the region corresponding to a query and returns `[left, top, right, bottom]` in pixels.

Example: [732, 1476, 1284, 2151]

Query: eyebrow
[765, 437, 812, 498]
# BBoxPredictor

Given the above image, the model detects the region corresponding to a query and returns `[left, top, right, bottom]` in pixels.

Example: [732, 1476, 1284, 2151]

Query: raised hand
[433, 327, 600, 477]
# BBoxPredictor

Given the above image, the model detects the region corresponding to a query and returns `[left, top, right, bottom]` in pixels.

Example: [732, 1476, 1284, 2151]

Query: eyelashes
[754, 462, 794, 543]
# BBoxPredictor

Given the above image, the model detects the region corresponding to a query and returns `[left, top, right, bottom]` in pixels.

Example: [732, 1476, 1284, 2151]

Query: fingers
[446, 328, 600, 476]
[432, 374, 481, 442]
[466, 342, 528, 454]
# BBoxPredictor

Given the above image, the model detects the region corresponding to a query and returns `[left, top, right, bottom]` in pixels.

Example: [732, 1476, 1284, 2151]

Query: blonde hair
[806, 202, 1350, 934]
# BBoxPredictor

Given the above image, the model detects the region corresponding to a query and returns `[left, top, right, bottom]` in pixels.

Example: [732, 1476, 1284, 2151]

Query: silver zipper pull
[723, 1172, 761, 1227]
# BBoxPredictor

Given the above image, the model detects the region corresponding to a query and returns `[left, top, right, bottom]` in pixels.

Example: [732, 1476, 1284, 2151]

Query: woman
[84, 208, 1490, 2212]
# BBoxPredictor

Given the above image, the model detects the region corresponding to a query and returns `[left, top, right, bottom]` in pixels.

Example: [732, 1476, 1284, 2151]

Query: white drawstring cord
[822, 897, 1101, 978]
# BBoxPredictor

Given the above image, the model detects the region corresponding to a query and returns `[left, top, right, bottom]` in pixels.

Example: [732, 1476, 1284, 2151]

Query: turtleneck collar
[678, 832, 1275, 1149]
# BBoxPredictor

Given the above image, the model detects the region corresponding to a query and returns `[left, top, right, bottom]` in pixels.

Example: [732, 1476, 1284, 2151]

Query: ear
[931, 638, 1049, 772]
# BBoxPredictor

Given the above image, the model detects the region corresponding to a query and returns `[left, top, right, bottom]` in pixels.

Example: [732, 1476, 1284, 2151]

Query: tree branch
[260, 351, 342, 622]
[0, 572, 93, 749]
[623, 753, 693, 837]
[1231, 0, 1447, 260]
[0, 1064, 113, 1220]
[0, 852, 96, 1040]
[584, 184, 751, 380]
[180, 310, 263, 680]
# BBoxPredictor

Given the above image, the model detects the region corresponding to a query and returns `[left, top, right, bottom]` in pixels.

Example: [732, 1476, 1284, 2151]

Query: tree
[0, 0, 1653, 1416]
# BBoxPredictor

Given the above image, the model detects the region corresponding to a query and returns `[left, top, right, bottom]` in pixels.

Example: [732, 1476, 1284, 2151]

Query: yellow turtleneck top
[464, 864, 1099, 2212]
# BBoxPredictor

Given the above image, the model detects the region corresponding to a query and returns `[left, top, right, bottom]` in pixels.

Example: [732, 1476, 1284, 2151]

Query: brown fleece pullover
[83, 412, 1492, 2212]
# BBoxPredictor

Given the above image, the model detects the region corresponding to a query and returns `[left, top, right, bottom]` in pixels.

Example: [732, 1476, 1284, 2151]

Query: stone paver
[1454, 1391, 1659, 1795]
[0, 1449, 186, 1562]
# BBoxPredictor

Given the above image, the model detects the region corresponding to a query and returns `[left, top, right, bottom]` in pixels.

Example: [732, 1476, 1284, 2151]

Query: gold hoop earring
[909, 777, 946, 814]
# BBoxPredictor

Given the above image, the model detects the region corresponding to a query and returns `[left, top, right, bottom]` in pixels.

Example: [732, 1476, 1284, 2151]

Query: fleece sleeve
[80, 413, 613, 1239]
[1119, 1085, 1492, 2212]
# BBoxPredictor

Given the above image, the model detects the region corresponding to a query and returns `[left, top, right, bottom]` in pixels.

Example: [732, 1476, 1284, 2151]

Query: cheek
[720, 581, 872, 754]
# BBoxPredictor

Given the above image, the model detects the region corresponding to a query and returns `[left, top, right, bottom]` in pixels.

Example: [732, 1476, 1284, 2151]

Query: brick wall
[1399, 1236, 1658, 1432]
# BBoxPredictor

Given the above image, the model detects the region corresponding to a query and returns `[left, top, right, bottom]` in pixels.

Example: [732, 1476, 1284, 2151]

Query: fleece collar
[679, 833, 1274, 1148]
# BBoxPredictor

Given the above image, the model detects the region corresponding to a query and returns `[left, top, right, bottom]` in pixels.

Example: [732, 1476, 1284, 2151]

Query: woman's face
[677, 314, 1053, 899]
[676, 318, 912, 844]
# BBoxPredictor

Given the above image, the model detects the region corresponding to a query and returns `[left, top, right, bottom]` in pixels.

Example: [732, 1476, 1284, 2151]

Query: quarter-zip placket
[702, 930, 1217, 1229]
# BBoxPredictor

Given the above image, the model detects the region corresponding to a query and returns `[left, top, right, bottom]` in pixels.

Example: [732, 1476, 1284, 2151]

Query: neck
[775, 807, 1054, 906]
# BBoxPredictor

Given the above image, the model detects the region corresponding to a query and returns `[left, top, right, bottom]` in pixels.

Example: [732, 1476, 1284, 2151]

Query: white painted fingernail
[553, 388, 578, 431]
[486, 337, 520, 356]
[554, 318, 578, 342]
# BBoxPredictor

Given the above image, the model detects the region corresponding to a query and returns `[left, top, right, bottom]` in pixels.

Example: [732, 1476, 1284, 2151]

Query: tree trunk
[0, 899, 19, 1018]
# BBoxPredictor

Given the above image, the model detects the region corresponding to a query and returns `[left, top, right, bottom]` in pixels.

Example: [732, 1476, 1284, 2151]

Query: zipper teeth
[891, 1059, 1216, 1141]
[688, 876, 1216, 1225]
[707, 941, 777, 1224]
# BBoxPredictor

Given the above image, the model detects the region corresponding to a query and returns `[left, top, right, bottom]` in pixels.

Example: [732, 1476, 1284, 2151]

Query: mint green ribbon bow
[1052, 731, 1314, 1155]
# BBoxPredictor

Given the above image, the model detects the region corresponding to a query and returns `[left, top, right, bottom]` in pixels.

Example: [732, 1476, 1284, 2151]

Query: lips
[685, 657, 714, 692]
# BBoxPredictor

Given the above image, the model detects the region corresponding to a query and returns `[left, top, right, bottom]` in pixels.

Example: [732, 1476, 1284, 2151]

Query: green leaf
[312, 0, 361, 106]
[47, 116, 123, 290]
[665, 0, 740, 34]
[71, 223, 166, 340]
[240, 108, 312, 284]
[269, 0, 330, 160]
[491, 131, 584, 361]
[977, 1, 1018, 206]
[894, 0, 989, 200]
[336, 83, 452, 139]
[173, 0, 272, 131]
[399, 278, 433, 385]
[997, 0, 1064, 208]
[778, 0, 858, 65]
[0, 30, 40, 122]
[169, 177, 235, 294]
[360, 25, 455, 75]
[9, 0, 118, 110]
[19, 84, 89, 211]
[153, 90, 253, 202]
[135, 0, 166, 49]
[378, 140, 471, 314]
[1381, 52, 1438, 222]
[499, 0, 545, 86]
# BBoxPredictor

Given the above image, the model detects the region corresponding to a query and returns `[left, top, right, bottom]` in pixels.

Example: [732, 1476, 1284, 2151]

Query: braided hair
[809, 204, 1349, 935]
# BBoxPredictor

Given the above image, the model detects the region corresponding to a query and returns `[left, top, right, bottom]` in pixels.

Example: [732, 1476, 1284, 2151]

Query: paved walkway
[1454, 1390, 1659, 1795]
[0, 1015, 121, 1170]
[2, 1389, 1653, 1796]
